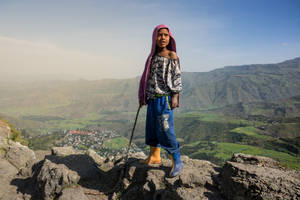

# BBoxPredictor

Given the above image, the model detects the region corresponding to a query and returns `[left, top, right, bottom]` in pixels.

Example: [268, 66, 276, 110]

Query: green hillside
[181, 57, 300, 110]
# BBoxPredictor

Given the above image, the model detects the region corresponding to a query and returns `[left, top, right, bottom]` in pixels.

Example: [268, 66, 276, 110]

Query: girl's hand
[171, 93, 179, 109]
[139, 100, 146, 107]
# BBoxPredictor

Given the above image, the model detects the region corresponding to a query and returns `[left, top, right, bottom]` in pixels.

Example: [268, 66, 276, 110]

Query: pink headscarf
[138, 24, 177, 104]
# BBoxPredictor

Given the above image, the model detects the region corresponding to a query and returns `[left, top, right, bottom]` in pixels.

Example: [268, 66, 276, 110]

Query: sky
[0, 0, 299, 80]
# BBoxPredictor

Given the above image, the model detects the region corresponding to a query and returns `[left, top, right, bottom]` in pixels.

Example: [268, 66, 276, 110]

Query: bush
[0, 118, 28, 146]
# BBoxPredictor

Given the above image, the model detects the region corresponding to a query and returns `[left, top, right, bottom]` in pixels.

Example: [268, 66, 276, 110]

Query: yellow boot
[140, 146, 161, 164]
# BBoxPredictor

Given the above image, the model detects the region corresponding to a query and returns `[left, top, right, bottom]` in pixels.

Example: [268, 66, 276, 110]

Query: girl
[138, 24, 183, 177]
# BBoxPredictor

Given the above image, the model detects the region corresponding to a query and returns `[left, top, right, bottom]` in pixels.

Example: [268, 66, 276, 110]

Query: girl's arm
[169, 51, 182, 109]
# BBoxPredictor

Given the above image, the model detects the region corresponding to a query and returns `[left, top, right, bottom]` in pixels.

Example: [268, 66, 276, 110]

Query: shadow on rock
[44, 154, 124, 197]
[11, 153, 117, 200]
[10, 159, 45, 200]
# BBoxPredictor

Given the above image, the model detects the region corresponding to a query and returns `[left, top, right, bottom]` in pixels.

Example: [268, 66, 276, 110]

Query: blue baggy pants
[146, 95, 180, 154]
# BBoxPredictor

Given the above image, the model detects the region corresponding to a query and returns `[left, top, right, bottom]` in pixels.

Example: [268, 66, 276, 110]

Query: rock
[111, 192, 118, 200]
[178, 157, 219, 188]
[51, 146, 76, 156]
[121, 157, 223, 200]
[58, 187, 89, 200]
[0, 121, 10, 157]
[0, 120, 11, 139]
[231, 153, 283, 169]
[37, 159, 80, 200]
[0, 158, 19, 199]
[5, 141, 36, 170]
[1, 123, 299, 200]
[0, 144, 6, 158]
[35, 150, 51, 161]
[174, 187, 205, 200]
[220, 153, 300, 200]
[122, 178, 130, 189]
[0, 121, 36, 176]
[145, 169, 166, 191]
[18, 166, 33, 177]
[86, 148, 105, 165]
[45, 153, 100, 180]
[130, 152, 146, 159]
[164, 157, 223, 200]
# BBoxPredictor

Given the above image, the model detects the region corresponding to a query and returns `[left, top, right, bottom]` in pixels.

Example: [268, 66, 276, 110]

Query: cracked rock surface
[219, 153, 300, 200]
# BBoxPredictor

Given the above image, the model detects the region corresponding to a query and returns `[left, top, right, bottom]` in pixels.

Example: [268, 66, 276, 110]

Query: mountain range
[0, 57, 300, 118]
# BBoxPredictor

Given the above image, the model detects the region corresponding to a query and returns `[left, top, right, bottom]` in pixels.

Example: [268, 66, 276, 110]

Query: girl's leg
[155, 96, 183, 176]
[141, 99, 161, 164]
[155, 96, 179, 154]
[145, 99, 159, 146]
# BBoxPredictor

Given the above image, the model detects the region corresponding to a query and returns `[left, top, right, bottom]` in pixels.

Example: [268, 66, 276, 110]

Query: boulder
[219, 153, 300, 200]
[5, 141, 36, 170]
[37, 159, 80, 200]
[230, 153, 283, 168]
[51, 146, 76, 156]
[86, 148, 105, 165]
[45, 153, 100, 180]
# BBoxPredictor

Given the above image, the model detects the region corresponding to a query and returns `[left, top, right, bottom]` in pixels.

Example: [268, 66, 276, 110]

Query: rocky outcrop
[30, 147, 224, 200]
[120, 155, 223, 200]
[5, 140, 36, 171]
[3, 145, 300, 200]
[1, 120, 300, 200]
[0, 120, 37, 199]
[219, 153, 300, 200]
[37, 159, 80, 200]
[51, 146, 77, 156]
[86, 148, 105, 164]
[30, 148, 299, 200]
[0, 121, 36, 172]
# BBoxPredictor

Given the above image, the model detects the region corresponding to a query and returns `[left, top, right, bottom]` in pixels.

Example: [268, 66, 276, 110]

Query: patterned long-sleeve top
[146, 54, 182, 100]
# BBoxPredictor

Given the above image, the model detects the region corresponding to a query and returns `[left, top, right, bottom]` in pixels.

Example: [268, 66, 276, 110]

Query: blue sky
[0, 0, 299, 80]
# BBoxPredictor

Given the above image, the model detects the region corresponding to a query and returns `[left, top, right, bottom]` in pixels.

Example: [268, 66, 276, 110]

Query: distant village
[57, 128, 143, 158]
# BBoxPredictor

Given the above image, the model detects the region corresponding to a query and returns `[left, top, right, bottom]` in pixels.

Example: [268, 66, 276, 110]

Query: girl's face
[156, 28, 170, 49]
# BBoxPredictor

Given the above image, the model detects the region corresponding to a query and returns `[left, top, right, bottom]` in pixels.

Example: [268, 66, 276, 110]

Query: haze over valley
[1, 57, 300, 169]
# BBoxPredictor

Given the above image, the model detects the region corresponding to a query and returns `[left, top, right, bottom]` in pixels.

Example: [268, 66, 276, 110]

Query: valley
[0, 57, 300, 170]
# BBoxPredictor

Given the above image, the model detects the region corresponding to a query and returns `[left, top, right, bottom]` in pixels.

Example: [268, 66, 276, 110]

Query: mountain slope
[0, 57, 299, 117]
[182, 57, 300, 110]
